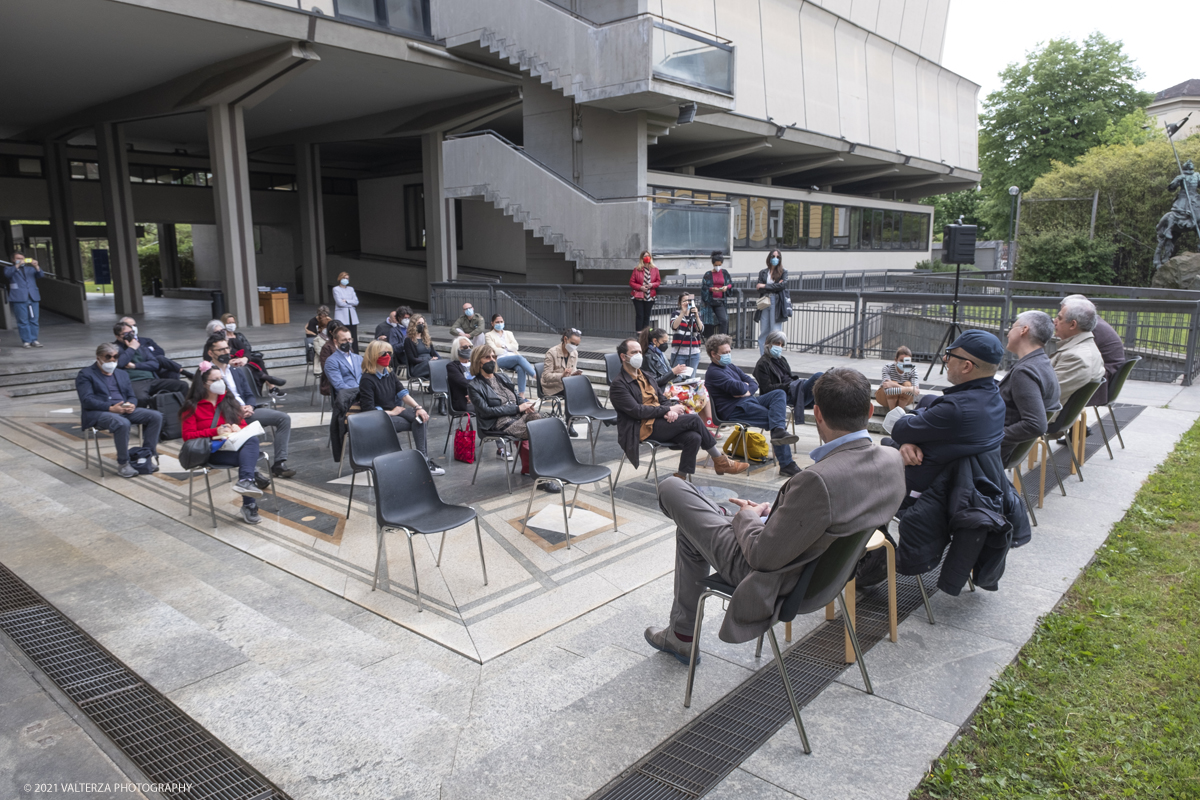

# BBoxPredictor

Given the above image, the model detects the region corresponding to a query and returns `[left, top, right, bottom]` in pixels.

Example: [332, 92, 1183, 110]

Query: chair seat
[866, 530, 886, 550]
[698, 576, 736, 595]
[538, 462, 611, 486]
[647, 438, 683, 450]
[382, 502, 476, 535]
[584, 408, 619, 423]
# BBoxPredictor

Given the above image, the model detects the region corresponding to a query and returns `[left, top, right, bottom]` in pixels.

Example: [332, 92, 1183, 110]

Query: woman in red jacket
[629, 250, 660, 334]
[181, 364, 265, 525]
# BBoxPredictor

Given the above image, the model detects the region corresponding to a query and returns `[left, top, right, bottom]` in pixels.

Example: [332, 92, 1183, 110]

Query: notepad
[219, 421, 265, 451]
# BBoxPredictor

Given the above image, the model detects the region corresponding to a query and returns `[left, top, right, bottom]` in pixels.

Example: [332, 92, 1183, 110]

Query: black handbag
[178, 407, 218, 470]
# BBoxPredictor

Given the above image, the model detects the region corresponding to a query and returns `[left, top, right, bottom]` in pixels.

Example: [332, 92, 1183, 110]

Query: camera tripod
[924, 262, 964, 381]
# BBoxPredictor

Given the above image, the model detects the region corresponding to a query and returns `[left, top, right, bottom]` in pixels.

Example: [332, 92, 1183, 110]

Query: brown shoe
[712, 455, 749, 475]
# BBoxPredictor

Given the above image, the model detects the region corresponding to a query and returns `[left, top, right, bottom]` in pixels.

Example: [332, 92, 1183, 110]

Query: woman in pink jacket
[629, 250, 660, 334]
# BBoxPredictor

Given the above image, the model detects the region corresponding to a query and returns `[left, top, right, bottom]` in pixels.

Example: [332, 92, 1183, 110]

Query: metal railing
[431, 276, 1200, 385]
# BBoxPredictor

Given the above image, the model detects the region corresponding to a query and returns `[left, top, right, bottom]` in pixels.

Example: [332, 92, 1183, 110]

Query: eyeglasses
[943, 350, 978, 367]
[100, 355, 118, 362]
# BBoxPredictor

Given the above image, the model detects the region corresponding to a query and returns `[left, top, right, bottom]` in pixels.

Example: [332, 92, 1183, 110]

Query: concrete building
[1, 0, 980, 326]
[1148, 79, 1200, 141]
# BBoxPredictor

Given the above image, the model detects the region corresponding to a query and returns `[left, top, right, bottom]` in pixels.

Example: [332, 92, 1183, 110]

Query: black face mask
[482, 361, 497, 375]
[216, 353, 231, 365]
[658, 341, 670, 353]
[458, 348, 472, 361]
[338, 342, 352, 353]
[417, 323, 426, 334]
[122, 332, 135, 342]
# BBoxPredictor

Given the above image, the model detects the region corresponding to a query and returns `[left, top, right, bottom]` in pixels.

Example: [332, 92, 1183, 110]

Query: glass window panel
[337, 0, 377, 22]
[733, 197, 748, 249]
[871, 210, 883, 250]
[882, 210, 895, 249]
[674, 188, 693, 203]
[831, 206, 850, 249]
[918, 215, 929, 249]
[782, 201, 801, 249]
[766, 199, 784, 248]
[708, 192, 726, 202]
[384, 0, 426, 33]
[651, 23, 734, 94]
[748, 197, 769, 249]
[17, 158, 42, 176]
[652, 205, 731, 254]
[806, 203, 824, 249]
[850, 208, 862, 249]
[250, 173, 272, 191]
[70, 161, 87, 180]
[821, 206, 833, 249]
[652, 187, 672, 203]
[129, 166, 143, 183]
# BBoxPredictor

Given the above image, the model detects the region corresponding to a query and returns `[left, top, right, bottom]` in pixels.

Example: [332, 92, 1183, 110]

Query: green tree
[979, 33, 1154, 236]
[920, 188, 991, 240]
[1016, 231, 1118, 284]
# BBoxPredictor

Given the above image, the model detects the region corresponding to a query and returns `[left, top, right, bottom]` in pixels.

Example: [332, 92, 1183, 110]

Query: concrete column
[44, 140, 84, 284]
[206, 103, 260, 326]
[159, 223, 181, 287]
[295, 142, 327, 304]
[95, 122, 143, 317]
[422, 132, 457, 296]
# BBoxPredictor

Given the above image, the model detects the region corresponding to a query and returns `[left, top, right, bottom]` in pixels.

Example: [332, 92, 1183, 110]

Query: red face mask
[642, 255, 651, 264]
[377, 353, 392, 367]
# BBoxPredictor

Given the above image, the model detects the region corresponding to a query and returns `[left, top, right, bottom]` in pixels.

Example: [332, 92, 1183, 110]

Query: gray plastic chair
[1041, 380, 1102, 495]
[345, 410, 403, 519]
[603, 353, 622, 407]
[522, 418, 617, 549]
[535, 362, 564, 417]
[1092, 356, 1140, 458]
[562, 375, 617, 463]
[428, 359, 451, 416]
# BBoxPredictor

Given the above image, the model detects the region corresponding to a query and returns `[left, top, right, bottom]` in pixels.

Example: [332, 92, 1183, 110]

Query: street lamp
[1007, 185, 1020, 273]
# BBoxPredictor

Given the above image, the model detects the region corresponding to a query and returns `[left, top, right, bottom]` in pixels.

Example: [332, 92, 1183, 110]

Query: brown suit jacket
[721, 437, 906, 643]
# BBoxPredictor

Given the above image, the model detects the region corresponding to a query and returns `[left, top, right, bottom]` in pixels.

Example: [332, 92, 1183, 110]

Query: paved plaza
[3, 297, 1199, 800]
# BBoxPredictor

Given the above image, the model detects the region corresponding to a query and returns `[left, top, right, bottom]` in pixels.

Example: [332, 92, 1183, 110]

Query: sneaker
[233, 479, 264, 497]
[31, 341, 42, 348]
[254, 470, 272, 490]
[241, 503, 262, 525]
[712, 455, 749, 476]
[644, 626, 698, 665]
[779, 461, 802, 478]
[269, 387, 288, 399]
[116, 462, 138, 479]
[22, 342, 31, 348]
[427, 461, 446, 476]
[497, 448, 514, 461]
[771, 428, 799, 446]
[150, 457, 160, 474]
[705, 419, 718, 430]
[271, 461, 296, 479]
[538, 482, 562, 493]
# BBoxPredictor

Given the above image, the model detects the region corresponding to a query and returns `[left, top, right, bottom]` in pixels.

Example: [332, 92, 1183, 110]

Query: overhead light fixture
[677, 102, 698, 125]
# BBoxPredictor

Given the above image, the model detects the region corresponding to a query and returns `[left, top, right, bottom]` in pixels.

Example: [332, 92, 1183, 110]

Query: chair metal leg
[967, 575, 976, 592]
[755, 633, 763, 658]
[1042, 436, 1067, 496]
[204, 471, 217, 529]
[1108, 404, 1125, 448]
[84, 429, 91, 469]
[589, 419, 598, 464]
[407, 530, 423, 612]
[916, 573, 936, 625]
[436, 531, 446, 567]
[474, 517, 488, 585]
[188, 470, 194, 516]
[608, 475, 618, 532]
[524, 479, 539, 533]
[1012, 469, 1037, 527]
[650, 446, 661, 498]
[443, 417, 454, 454]
[614, 453, 626, 487]
[346, 470, 356, 519]
[1064, 434, 1085, 482]
[338, 434, 349, 478]
[1095, 413, 1114, 459]
[471, 438, 484, 485]
[568, 483, 581, 518]
[503, 441, 513, 494]
[372, 525, 386, 591]
[559, 481, 572, 549]
[684, 590, 713, 708]
[839, 590, 872, 695]
[767, 627, 812, 754]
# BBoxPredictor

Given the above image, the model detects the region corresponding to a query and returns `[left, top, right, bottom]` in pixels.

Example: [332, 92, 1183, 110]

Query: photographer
[876, 345, 920, 411]
[668, 292, 705, 374]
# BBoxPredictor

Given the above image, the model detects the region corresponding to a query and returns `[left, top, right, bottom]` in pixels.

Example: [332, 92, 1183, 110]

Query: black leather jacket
[466, 372, 522, 433]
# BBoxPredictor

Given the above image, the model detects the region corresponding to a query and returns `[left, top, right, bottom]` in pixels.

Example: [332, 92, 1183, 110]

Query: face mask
[658, 341, 670, 353]
[482, 361, 497, 375]
[642, 256, 651, 264]
[769, 346, 783, 358]
[216, 353, 231, 365]
[377, 354, 391, 367]
[225, 323, 236, 332]
[769, 257, 780, 267]
[99, 361, 117, 374]
[339, 342, 352, 353]
[417, 323, 426, 334]
[131, 326, 138, 337]
[458, 348, 472, 361]
[340, 278, 349, 286]
[494, 322, 505, 332]
[464, 308, 474, 318]
[566, 342, 578, 354]
[628, 354, 643, 370]
[122, 332, 135, 342]
[210, 380, 227, 396]
[719, 353, 732, 366]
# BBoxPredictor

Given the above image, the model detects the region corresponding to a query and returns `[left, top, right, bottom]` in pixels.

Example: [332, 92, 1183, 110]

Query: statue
[1154, 159, 1200, 270]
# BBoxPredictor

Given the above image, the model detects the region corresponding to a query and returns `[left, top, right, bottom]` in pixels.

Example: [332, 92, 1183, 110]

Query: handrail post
[1185, 302, 1200, 387]
[854, 293, 864, 359]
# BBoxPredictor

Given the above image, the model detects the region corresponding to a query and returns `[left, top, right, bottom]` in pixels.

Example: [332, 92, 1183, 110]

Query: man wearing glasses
[887, 330, 1006, 496]
[76, 343, 164, 478]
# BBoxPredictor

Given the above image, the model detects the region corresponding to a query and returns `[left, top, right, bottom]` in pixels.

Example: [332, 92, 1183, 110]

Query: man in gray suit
[1049, 296, 1105, 416]
[646, 368, 906, 661]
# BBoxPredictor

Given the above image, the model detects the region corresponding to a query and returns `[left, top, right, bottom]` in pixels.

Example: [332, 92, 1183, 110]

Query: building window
[404, 184, 463, 251]
[831, 206, 851, 249]
[806, 204, 824, 249]
[732, 197, 748, 249]
[70, 161, 100, 181]
[334, 0, 430, 35]
[747, 197, 769, 249]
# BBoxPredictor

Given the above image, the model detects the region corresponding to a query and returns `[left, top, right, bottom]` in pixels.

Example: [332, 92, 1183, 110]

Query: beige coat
[541, 344, 578, 396]
[1049, 331, 1105, 413]
[484, 329, 520, 357]
[722, 438, 906, 642]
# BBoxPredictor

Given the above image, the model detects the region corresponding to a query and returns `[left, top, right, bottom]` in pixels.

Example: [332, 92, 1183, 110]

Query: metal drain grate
[0, 563, 289, 800]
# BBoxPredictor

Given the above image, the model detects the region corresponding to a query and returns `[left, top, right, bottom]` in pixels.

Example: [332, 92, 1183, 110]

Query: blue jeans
[208, 437, 261, 506]
[789, 372, 823, 424]
[758, 314, 783, 354]
[92, 408, 163, 464]
[730, 389, 793, 465]
[496, 354, 535, 395]
[671, 351, 701, 372]
[13, 301, 39, 344]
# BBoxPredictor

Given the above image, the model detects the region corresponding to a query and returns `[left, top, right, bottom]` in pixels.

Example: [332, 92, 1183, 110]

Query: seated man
[374, 308, 400, 341]
[325, 326, 363, 399]
[703, 334, 800, 477]
[999, 310, 1061, 462]
[114, 321, 189, 404]
[203, 334, 296, 479]
[611, 337, 747, 481]
[446, 336, 475, 414]
[387, 306, 413, 353]
[448, 301, 486, 341]
[1049, 296, 1106, 413]
[645, 368, 906, 660]
[76, 343, 164, 479]
[119, 315, 187, 380]
[542, 327, 584, 399]
[1060, 293, 1125, 406]
[888, 331, 1006, 495]
[753, 330, 823, 423]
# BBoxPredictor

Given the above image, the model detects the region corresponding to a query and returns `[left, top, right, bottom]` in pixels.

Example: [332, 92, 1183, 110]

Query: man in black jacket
[113, 322, 188, 404]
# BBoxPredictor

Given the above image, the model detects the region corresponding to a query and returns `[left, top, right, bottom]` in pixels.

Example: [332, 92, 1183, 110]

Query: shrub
[1015, 231, 1118, 285]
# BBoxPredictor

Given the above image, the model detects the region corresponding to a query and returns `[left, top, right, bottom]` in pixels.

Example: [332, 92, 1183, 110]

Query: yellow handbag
[723, 426, 770, 462]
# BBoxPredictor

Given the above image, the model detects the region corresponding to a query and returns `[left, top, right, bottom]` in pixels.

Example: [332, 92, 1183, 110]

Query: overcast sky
[941, 0, 1187, 104]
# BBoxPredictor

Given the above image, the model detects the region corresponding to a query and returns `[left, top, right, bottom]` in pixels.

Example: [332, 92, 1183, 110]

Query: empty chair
[562, 375, 617, 463]
[371, 449, 487, 612]
[1093, 356, 1140, 458]
[1040, 380, 1102, 497]
[344, 410, 403, 519]
[684, 528, 880, 754]
[603, 353, 622, 407]
[428, 359, 451, 416]
[612, 436, 683, 498]
[522, 418, 617, 549]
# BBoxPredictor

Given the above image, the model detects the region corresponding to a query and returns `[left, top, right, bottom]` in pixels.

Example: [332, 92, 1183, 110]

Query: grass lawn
[84, 281, 114, 293]
[913, 420, 1200, 800]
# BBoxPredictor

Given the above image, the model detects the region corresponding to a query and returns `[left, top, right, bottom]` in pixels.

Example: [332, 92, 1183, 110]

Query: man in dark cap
[888, 330, 1006, 495]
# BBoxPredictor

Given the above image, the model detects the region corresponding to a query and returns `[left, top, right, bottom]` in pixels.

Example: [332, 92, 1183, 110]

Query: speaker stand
[924, 262, 964, 381]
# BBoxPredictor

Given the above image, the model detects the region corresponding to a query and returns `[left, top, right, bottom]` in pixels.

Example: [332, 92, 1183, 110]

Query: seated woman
[753, 330, 823, 424]
[181, 366, 265, 525]
[466, 344, 559, 492]
[446, 336, 476, 414]
[483, 314, 536, 397]
[640, 327, 716, 428]
[356, 340, 445, 476]
[876, 345, 920, 411]
[402, 314, 440, 380]
[305, 305, 332, 367]
[217, 312, 287, 398]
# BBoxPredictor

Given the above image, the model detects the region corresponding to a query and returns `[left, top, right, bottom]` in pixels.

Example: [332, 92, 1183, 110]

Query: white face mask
[225, 323, 236, 332]
[628, 353, 643, 370]
[566, 342, 578, 354]
[340, 278, 350, 286]
[130, 325, 138, 337]
[210, 379, 227, 396]
[99, 360, 117, 374]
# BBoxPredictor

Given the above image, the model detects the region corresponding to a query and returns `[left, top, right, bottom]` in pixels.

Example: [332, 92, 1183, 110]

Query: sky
[940, 0, 1188, 103]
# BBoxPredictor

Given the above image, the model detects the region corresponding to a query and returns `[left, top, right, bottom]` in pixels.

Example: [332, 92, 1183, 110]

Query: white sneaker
[427, 461, 446, 476]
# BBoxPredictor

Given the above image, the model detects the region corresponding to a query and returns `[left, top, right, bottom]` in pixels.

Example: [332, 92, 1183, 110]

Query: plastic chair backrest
[429, 359, 450, 394]
[1045, 380, 1102, 438]
[348, 409, 404, 470]
[782, 528, 875, 620]
[1104, 356, 1140, 405]
[1003, 437, 1039, 470]
[563, 375, 603, 418]
[604, 353, 622, 385]
[535, 361, 547, 395]
[372, 449, 444, 529]
[526, 417, 581, 478]
[231, 365, 264, 405]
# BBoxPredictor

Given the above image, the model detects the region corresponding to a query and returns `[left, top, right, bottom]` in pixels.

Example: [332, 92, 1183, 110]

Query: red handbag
[453, 415, 476, 464]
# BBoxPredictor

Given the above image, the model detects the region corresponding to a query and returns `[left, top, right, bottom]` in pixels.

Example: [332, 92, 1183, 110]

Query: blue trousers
[671, 351, 701, 371]
[92, 408, 162, 464]
[788, 372, 824, 423]
[497, 354, 535, 395]
[730, 389, 793, 466]
[208, 438, 261, 506]
[13, 301, 39, 343]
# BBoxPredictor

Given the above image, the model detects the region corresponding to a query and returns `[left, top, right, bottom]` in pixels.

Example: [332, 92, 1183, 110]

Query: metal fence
[431, 276, 1200, 385]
